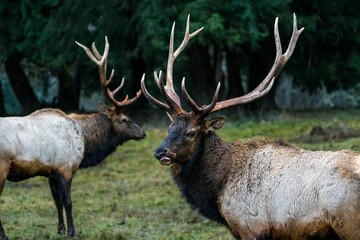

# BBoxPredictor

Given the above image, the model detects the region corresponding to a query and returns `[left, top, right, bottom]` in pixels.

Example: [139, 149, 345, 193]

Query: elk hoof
[57, 224, 66, 235]
[68, 229, 76, 238]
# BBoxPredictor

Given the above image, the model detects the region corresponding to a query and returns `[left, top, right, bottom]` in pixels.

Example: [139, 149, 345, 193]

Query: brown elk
[0, 37, 145, 239]
[142, 14, 360, 239]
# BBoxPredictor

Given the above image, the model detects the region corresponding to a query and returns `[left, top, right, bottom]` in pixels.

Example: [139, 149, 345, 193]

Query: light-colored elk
[0, 37, 146, 239]
[141, 14, 360, 239]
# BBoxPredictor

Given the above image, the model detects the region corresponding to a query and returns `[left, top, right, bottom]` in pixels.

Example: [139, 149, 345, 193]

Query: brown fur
[335, 153, 360, 180]
[9, 160, 59, 180]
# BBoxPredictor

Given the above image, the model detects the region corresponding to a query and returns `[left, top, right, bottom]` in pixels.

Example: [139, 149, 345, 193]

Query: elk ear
[205, 116, 225, 133]
[98, 103, 113, 114]
[98, 103, 108, 112]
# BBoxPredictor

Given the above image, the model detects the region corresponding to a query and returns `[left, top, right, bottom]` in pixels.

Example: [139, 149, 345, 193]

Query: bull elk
[142, 14, 360, 239]
[0, 37, 146, 239]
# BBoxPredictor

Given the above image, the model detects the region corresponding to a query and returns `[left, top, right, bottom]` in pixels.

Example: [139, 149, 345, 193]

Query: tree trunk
[247, 41, 275, 111]
[187, 43, 216, 105]
[4, 52, 41, 115]
[226, 50, 244, 99]
[55, 64, 81, 112]
[131, 57, 147, 109]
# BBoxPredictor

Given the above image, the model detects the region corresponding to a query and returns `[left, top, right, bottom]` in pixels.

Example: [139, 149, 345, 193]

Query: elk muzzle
[132, 124, 147, 140]
[154, 141, 175, 165]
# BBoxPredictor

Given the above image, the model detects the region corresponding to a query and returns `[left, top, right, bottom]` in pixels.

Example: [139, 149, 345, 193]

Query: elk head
[141, 14, 304, 166]
[76, 37, 146, 140]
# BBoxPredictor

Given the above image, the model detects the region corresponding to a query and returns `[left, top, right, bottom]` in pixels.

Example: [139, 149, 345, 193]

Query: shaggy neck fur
[170, 134, 295, 226]
[171, 132, 233, 224]
[71, 113, 126, 169]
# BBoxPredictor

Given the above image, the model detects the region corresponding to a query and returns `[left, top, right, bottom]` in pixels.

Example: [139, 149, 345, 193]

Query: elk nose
[140, 131, 146, 139]
[154, 148, 167, 160]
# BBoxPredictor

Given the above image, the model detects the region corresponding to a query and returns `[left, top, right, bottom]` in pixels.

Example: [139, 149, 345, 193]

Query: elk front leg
[0, 161, 10, 240]
[48, 175, 66, 234]
[57, 168, 75, 237]
[59, 171, 75, 237]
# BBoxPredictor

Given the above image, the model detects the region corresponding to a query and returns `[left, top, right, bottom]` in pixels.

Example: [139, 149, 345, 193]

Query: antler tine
[199, 81, 221, 117]
[154, 70, 163, 90]
[141, 70, 183, 115]
[112, 77, 143, 108]
[141, 74, 171, 112]
[173, 15, 204, 58]
[181, 78, 221, 117]
[76, 36, 109, 70]
[109, 76, 125, 97]
[181, 77, 201, 113]
[284, 13, 305, 59]
[141, 14, 203, 117]
[165, 14, 204, 109]
[91, 41, 102, 61]
[209, 13, 304, 114]
[105, 72, 142, 108]
[76, 36, 141, 109]
[76, 37, 110, 97]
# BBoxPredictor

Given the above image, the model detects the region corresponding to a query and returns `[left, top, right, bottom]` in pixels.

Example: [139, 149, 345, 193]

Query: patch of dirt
[293, 124, 360, 143]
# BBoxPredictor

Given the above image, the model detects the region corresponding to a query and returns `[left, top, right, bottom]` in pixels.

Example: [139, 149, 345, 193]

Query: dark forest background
[0, 0, 359, 116]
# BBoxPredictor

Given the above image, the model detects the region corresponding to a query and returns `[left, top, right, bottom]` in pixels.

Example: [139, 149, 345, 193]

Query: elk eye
[185, 129, 197, 139]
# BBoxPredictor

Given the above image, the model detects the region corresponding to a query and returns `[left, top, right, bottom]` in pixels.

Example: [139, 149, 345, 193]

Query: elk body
[142, 15, 360, 239]
[0, 37, 145, 240]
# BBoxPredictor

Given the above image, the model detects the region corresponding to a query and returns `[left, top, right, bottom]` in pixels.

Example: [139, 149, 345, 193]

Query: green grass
[2, 110, 360, 239]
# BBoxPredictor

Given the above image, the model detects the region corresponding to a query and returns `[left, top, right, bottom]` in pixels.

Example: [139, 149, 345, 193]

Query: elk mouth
[159, 157, 172, 165]
[134, 132, 147, 140]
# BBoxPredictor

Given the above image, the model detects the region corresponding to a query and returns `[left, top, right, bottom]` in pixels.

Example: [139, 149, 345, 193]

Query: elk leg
[330, 213, 360, 240]
[0, 161, 10, 240]
[254, 232, 273, 240]
[48, 175, 66, 234]
[57, 169, 75, 237]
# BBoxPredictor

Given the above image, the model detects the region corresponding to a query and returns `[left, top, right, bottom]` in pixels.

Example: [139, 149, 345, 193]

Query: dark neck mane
[171, 132, 231, 224]
[71, 113, 125, 169]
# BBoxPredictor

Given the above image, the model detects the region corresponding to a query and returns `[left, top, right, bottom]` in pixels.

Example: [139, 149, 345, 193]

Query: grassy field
[2, 110, 360, 239]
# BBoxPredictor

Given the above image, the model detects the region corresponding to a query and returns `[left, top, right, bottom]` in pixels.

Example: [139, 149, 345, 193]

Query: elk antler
[208, 13, 304, 114]
[141, 15, 203, 116]
[142, 14, 304, 119]
[76, 36, 142, 108]
[181, 13, 304, 117]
